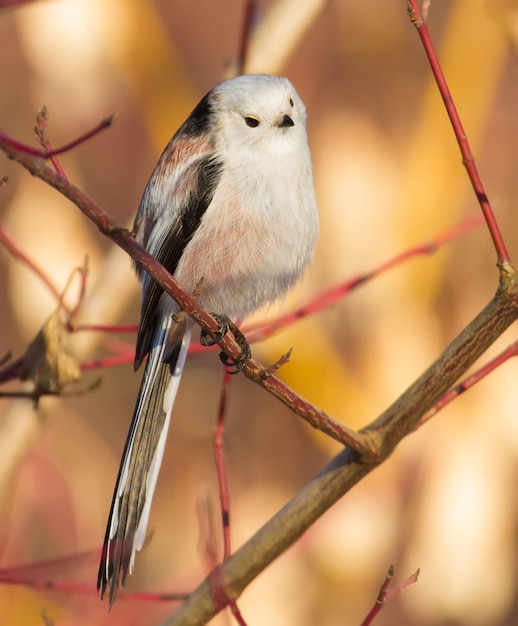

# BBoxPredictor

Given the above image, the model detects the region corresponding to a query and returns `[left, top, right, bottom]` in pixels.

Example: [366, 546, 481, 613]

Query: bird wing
[133, 139, 223, 369]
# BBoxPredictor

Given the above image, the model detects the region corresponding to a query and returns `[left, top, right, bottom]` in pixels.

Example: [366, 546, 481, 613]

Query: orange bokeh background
[1, 1, 518, 625]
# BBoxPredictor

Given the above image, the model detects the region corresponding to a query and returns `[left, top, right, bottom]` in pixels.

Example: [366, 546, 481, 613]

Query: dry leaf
[21, 306, 80, 395]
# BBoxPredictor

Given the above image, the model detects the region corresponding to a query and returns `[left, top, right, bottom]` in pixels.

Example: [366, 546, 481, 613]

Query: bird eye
[289, 97, 294, 107]
[244, 115, 260, 128]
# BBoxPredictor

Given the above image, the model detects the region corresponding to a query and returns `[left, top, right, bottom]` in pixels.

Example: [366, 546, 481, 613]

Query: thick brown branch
[368, 264, 518, 453]
[0, 135, 368, 454]
[3, 131, 518, 626]
[164, 265, 518, 625]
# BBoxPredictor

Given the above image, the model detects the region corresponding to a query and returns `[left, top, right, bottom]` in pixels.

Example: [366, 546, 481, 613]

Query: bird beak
[276, 114, 295, 128]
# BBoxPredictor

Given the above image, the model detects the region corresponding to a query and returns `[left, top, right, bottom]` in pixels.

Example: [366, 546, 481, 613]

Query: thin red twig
[0, 115, 113, 159]
[361, 565, 394, 626]
[67, 261, 88, 319]
[360, 565, 420, 626]
[72, 323, 138, 334]
[79, 353, 135, 372]
[406, 0, 510, 264]
[214, 367, 233, 560]
[0, 225, 64, 303]
[0, 548, 188, 602]
[418, 340, 518, 428]
[210, 369, 248, 625]
[0, 576, 188, 603]
[228, 600, 248, 626]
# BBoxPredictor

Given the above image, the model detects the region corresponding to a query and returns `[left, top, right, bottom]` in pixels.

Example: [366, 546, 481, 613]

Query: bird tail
[97, 317, 191, 606]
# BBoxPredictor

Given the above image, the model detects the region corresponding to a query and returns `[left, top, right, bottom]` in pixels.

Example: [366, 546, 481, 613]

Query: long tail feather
[97, 318, 191, 606]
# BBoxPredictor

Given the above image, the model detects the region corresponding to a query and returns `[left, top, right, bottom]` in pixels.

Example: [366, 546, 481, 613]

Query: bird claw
[200, 314, 251, 374]
[200, 313, 230, 346]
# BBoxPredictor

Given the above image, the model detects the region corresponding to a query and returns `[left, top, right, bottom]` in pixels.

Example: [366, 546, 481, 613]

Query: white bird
[97, 74, 319, 605]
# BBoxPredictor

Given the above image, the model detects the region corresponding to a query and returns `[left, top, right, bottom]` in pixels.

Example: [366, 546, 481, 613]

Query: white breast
[173, 139, 318, 320]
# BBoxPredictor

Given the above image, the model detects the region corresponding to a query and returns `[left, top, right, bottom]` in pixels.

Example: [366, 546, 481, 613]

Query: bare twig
[214, 367, 233, 561]
[360, 565, 420, 626]
[1, 115, 113, 159]
[407, 0, 510, 264]
[418, 340, 518, 428]
[0, 225, 64, 304]
[34, 106, 67, 176]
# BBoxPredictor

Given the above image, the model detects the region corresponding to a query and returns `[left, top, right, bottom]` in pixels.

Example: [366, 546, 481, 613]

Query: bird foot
[200, 314, 251, 373]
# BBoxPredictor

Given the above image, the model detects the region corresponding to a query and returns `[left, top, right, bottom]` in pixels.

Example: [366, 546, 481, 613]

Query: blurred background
[1, 0, 518, 624]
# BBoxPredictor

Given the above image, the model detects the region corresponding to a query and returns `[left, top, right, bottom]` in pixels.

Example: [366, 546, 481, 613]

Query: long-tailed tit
[97, 74, 319, 605]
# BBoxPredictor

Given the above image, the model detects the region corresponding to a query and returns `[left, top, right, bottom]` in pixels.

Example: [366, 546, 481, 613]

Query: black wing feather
[134, 156, 223, 369]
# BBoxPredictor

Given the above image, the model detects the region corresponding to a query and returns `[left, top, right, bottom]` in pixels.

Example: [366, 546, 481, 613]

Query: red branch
[0, 225, 64, 303]
[406, 0, 510, 264]
[34, 106, 67, 176]
[214, 367, 233, 560]
[361, 565, 420, 625]
[0, 548, 190, 602]
[213, 369, 248, 624]
[0, 116, 113, 160]
[418, 339, 518, 428]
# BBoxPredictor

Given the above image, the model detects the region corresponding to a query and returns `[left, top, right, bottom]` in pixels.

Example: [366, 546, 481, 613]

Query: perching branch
[0, 133, 367, 455]
[2, 123, 518, 625]
[163, 262, 518, 626]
